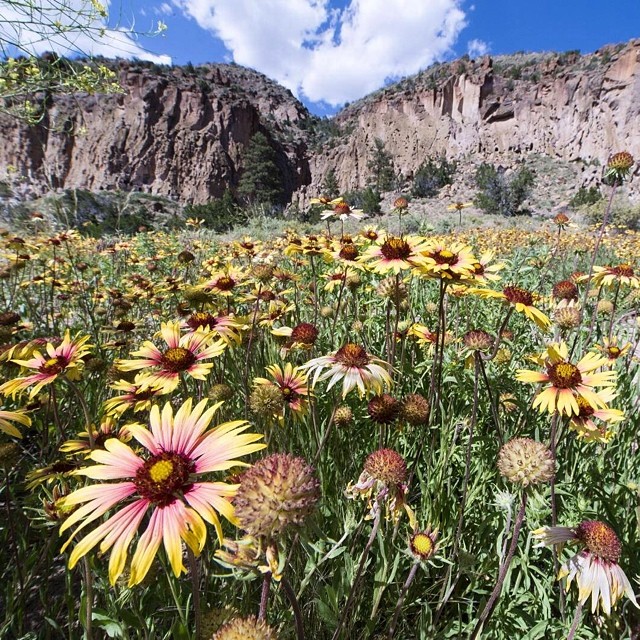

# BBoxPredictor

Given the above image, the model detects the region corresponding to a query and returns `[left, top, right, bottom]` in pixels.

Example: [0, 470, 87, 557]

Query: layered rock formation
[306, 40, 640, 198]
[0, 62, 311, 204]
[1, 40, 639, 205]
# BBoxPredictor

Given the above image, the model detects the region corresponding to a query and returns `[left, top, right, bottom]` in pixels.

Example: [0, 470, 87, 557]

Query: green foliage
[183, 189, 246, 232]
[569, 186, 602, 209]
[321, 168, 340, 199]
[342, 187, 381, 214]
[411, 156, 457, 198]
[367, 138, 397, 192]
[237, 132, 284, 209]
[474, 163, 535, 216]
[584, 195, 640, 230]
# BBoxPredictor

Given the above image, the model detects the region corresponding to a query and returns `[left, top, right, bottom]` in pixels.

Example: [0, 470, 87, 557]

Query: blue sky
[5, 0, 639, 116]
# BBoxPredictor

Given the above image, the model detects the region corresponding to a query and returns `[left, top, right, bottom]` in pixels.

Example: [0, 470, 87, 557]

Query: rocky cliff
[2, 40, 640, 206]
[304, 39, 640, 200]
[0, 61, 312, 204]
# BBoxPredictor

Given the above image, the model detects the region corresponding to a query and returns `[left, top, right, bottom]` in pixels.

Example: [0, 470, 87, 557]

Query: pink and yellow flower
[0, 331, 91, 398]
[117, 321, 225, 393]
[253, 363, 310, 422]
[362, 234, 428, 274]
[59, 398, 265, 586]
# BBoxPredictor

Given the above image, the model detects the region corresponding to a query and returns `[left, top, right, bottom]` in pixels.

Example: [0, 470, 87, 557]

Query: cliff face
[305, 39, 640, 198]
[2, 41, 640, 206]
[0, 62, 312, 204]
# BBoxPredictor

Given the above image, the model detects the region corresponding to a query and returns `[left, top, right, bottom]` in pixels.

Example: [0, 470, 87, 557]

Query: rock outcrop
[2, 40, 640, 206]
[305, 40, 640, 199]
[0, 62, 312, 204]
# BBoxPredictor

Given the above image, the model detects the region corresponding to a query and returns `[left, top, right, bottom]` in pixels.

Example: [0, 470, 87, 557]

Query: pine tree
[367, 138, 397, 192]
[322, 168, 340, 199]
[237, 132, 284, 208]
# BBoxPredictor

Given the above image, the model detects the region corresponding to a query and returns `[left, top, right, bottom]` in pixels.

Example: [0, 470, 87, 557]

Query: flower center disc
[576, 395, 595, 417]
[215, 276, 235, 291]
[161, 347, 196, 372]
[432, 249, 457, 265]
[290, 322, 318, 345]
[40, 356, 69, 375]
[134, 452, 194, 506]
[503, 286, 534, 306]
[187, 312, 218, 330]
[335, 343, 370, 368]
[613, 264, 634, 277]
[411, 533, 434, 558]
[339, 245, 359, 261]
[575, 520, 621, 562]
[380, 237, 411, 260]
[548, 362, 582, 389]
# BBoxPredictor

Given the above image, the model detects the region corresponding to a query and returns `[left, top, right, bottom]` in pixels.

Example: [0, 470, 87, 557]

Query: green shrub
[343, 187, 381, 215]
[474, 163, 534, 217]
[569, 186, 602, 208]
[183, 189, 246, 232]
[584, 195, 640, 230]
[411, 157, 457, 198]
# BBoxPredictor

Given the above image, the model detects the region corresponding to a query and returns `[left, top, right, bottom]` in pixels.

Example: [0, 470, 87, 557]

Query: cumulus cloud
[171, 0, 467, 106]
[0, 0, 171, 64]
[467, 38, 489, 58]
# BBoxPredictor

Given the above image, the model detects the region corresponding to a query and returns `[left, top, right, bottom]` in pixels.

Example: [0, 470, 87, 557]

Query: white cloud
[0, 0, 171, 64]
[467, 38, 489, 58]
[172, 0, 467, 106]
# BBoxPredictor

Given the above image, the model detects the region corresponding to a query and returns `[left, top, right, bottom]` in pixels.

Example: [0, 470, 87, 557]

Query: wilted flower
[409, 526, 439, 562]
[367, 394, 400, 425]
[400, 393, 430, 426]
[333, 405, 354, 427]
[533, 520, 638, 615]
[605, 151, 634, 182]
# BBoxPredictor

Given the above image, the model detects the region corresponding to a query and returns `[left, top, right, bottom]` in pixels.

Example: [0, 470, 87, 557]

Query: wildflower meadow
[1, 153, 640, 639]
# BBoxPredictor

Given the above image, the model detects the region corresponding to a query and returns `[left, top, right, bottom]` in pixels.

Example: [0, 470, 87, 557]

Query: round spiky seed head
[553, 213, 569, 227]
[177, 250, 195, 264]
[575, 520, 622, 562]
[212, 616, 278, 640]
[401, 393, 430, 426]
[607, 151, 634, 173]
[346, 272, 362, 289]
[552, 280, 578, 301]
[425, 302, 438, 315]
[333, 405, 353, 427]
[320, 305, 334, 318]
[84, 356, 107, 373]
[597, 299, 614, 315]
[376, 277, 407, 305]
[290, 322, 319, 346]
[233, 453, 320, 537]
[249, 385, 283, 417]
[394, 196, 409, 210]
[0, 442, 20, 467]
[364, 449, 407, 486]
[208, 383, 234, 402]
[554, 304, 582, 330]
[463, 329, 493, 352]
[183, 286, 214, 304]
[199, 606, 234, 640]
[367, 394, 400, 424]
[0, 311, 20, 326]
[497, 437, 555, 487]
[251, 263, 274, 283]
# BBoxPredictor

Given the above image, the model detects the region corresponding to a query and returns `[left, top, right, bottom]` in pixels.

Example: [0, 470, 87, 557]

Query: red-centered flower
[180, 311, 243, 345]
[362, 234, 428, 274]
[533, 520, 638, 615]
[253, 363, 310, 422]
[59, 399, 265, 586]
[300, 343, 391, 398]
[516, 342, 616, 416]
[117, 321, 225, 393]
[0, 331, 91, 398]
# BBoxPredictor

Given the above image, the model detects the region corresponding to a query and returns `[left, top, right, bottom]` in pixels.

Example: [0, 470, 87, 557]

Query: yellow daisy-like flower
[471, 284, 551, 330]
[516, 342, 616, 416]
[589, 264, 640, 289]
[414, 241, 477, 280]
[592, 336, 631, 365]
[362, 234, 428, 274]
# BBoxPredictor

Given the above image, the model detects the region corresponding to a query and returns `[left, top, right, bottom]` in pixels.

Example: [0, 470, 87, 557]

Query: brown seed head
[333, 405, 354, 427]
[367, 394, 400, 424]
[364, 449, 407, 486]
[401, 393, 430, 426]
[463, 329, 493, 352]
[552, 280, 578, 301]
[575, 520, 622, 562]
[212, 615, 278, 640]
